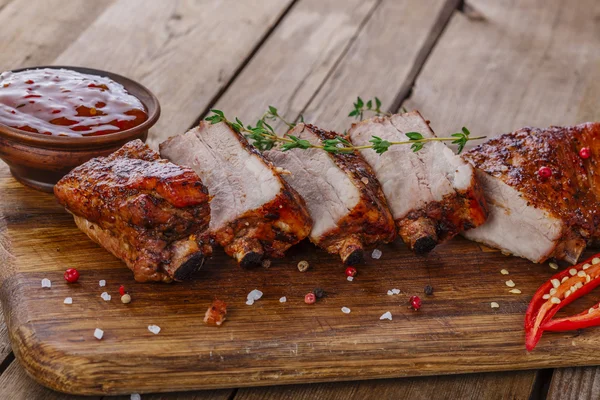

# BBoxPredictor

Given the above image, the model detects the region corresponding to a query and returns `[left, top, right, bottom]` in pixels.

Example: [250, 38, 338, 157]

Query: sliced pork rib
[54, 140, 212, 283]
[264, 123, 396, 264]
[347, 111, 488, 254]
[160, 121, 312, 267]
[462, 123, 600, 264]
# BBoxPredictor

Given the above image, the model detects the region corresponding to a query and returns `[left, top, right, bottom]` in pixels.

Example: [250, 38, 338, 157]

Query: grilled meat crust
[160, 121, 312, 267]
[54, 140, 212, 282]
[463, 122, 600, 263]
[276, 124, 396, 264]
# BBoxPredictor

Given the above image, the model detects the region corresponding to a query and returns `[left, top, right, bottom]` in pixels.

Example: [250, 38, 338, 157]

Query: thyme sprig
[348, 97, 391, 120]
[205, 105, 484, 155]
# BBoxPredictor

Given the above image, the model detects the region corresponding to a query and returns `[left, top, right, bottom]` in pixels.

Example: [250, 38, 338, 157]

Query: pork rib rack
[347, 111, 488, 254]
[54, 140, 212, 283]
[462, 123, 600, 264]
[265, 123, 396, 264]
[160, 121, 312, 267]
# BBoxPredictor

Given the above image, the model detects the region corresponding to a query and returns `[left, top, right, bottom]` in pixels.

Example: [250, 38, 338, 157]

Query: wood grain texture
[213, 0, 379, 126]
[50, 0, 296, 149]
[548, 367, 600, 400]
[234, 371, 538, 400]
[404, 0, 600, 139]
[0, 360, 99, 400]
[0, 354, 234, 400]
[0, 0, 114, 69]
[301, 0, 461, 132]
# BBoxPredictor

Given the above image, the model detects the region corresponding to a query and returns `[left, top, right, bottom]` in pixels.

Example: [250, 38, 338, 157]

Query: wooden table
[0, 0, 599, 398]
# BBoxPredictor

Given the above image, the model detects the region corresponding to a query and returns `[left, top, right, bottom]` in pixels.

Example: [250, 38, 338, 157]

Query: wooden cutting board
[2, 165, 600, 396]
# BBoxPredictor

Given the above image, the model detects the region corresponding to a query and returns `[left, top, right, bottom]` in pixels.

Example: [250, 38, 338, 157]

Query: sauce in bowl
[0, 68, 148, 137]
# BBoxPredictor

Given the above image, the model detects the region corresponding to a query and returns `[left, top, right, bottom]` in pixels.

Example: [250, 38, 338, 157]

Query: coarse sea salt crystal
[148, 325, 161, 335]
[341, 307, 351, 314]
[94, 328, 104, 340]
[380, 311, 392, 321]
[63, 297, 73, 305]
[101, 292, 111, 301]
[279, 296, 287, 303]
[347, 276, 354, 282]
[391, 288, 400, 294]
[246, 289, 263, 306]
[99, 280, 106, 287]
[41, 278, 51, 288]
[130, 394, 141, 400]
[371, 249, 382, 259]
[387, 290, 394, 296]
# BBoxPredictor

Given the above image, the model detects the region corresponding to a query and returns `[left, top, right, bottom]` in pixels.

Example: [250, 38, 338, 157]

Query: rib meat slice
[347, 111, 488, 253]
[54, 140, 212, 283]
[462, 123, 600, 264]
[160, 121, 312, 267]
[264, 123, 396, 264]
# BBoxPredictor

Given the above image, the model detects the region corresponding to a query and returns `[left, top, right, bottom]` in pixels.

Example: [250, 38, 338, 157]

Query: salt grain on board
[380, 311, 392, 320]
[279, 296, 287, 303]
[371, 249, 382, 259]
[41, 278, 51, 288]
[130, 394, 141, 400]
[94, 328, 104, 340]
[341, 307, 351, 314]
[387, 290, 394, 296]
[101, 292, 111, 301]
[246, 289, 263, 305]
[148, 325, 161, 334]
[99, 279, 106, 287]
[391, 288, 400, 294]
[347, 276, 354, 282]
[63, 297, 73, 305]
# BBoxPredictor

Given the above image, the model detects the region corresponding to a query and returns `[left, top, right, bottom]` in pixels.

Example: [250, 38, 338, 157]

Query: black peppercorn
[424, 285, 434, 296]
[313, 288, 325, 298]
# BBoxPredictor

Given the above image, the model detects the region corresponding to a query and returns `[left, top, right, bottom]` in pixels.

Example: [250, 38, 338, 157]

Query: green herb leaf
[405, 132, 423, 141]
[411, 142, 424, 152]
[369, 136, 391, 154]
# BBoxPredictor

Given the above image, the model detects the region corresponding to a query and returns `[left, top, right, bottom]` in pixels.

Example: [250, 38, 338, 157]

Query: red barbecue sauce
[0, 68, 147, 137]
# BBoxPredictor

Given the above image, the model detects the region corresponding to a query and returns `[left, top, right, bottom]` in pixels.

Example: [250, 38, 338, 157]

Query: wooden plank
[0, 356, 234, 400]
[404, 0, 600, 139]
[51, 0, 296, 148]
[0, 0, 14, 10]
[300, 0, 462, 132]
[213, 0, 379, 125]
[234, 371, 539, 400]
[0, 0, 114, 69]
[548, 367, 600, 400]
[0, 360, 101, 400]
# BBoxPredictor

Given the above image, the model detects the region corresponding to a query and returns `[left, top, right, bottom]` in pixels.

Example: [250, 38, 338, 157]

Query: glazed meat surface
[160, 121, 312, 267]
[265, 123, 395, 264]
[348, 111, 488, 253]
[54, 139, 212, 282]
[463, 123, 600, 264]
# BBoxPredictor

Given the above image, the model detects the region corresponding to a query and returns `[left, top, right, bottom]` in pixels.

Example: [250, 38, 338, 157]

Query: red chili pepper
[542, 304, 600, 332]
[119, 285, 126, 296]
[525, 254, 600, 351]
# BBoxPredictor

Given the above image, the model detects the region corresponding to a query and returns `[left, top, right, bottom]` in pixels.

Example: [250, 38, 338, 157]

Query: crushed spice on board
[204, 299, 227, 326]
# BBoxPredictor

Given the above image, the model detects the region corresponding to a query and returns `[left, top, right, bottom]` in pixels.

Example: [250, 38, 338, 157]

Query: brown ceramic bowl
[0, 66, 160, 192]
